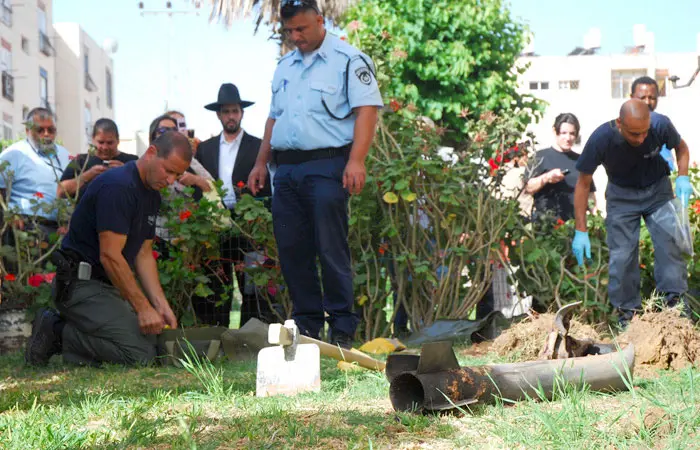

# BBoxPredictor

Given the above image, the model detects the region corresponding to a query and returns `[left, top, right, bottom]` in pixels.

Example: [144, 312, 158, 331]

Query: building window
[84, 105, 92, 139]
[3, 114, 12, 140]
[1, 0, 11, 27]
[529, 81, 550, 90]
[655, 69, 668, 97]
[1, 39, 11, 73]
[21, 106, 28, 121]
[611, 69, 647, 98]
[38, 7, 53, 56]
[21, 36, 29, 54]
[558, 80, 580, 90]
[106, 68, 113, 108]
[39, 67, 48, 109]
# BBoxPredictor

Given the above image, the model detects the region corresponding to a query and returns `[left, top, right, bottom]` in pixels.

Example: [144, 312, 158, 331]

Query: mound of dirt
[618, 309, 699, 375]
[492, 313, 601, 360]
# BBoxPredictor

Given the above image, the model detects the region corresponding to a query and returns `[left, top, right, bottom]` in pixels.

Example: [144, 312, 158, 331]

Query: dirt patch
[617, 309, 699, 377]
[492, 313, 601, 361]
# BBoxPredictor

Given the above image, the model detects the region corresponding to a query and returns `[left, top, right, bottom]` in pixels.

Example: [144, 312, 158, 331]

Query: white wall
[54, 22, 115, 154]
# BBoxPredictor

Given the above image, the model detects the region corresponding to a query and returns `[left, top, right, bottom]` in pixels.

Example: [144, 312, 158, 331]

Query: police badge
[355, 66, 372, 85]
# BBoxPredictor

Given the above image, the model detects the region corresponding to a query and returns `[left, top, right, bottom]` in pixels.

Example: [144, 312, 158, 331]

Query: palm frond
[198, 0, 354, 31]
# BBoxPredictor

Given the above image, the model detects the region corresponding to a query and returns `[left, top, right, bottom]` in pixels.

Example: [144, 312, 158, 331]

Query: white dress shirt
[218, 130, 244, 209]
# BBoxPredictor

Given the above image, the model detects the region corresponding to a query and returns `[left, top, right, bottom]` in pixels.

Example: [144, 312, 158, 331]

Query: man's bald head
[616, 99, 651, 148]
[619, 98, 650, 124]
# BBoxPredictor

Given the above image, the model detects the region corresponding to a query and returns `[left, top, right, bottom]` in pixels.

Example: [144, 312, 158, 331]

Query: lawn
[0, 347, 697, 449]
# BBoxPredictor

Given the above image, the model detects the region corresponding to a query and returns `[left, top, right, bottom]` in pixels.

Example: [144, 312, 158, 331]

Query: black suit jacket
[195, 131, 272, 201]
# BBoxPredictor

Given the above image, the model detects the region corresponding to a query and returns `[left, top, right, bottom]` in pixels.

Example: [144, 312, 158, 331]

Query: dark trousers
[606, 177, 687, 312]
[272, 156, 359, 339]
[57, 279, 157, 366]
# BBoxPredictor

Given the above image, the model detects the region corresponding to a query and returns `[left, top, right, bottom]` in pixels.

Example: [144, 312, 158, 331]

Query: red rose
[3, 273, 16, 282]
[179, 210, 192, 221]
[389, 100, 401, 113]
[236, 181, 245, 189]
[28, 274, 44, 287]
[43, 273, 56, 283]
[488, 158, 499, 171]
[152, 250, 159, 260]
[34, 192, 44, 199]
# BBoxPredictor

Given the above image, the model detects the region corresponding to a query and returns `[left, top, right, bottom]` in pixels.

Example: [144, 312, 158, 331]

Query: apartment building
[0, 0, 57, 142]
[54, 22, 115, 154]
[0, 1, 114, 154]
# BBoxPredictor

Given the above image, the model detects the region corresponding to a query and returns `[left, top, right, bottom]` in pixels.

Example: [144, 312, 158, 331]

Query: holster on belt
[51, 249, 79, 304]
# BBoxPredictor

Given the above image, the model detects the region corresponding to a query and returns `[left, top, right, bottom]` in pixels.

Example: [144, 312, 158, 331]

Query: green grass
[0, 349, 697, 449]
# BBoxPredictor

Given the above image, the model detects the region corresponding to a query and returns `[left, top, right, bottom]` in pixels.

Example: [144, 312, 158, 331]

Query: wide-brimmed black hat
[204, 83, 254, 111]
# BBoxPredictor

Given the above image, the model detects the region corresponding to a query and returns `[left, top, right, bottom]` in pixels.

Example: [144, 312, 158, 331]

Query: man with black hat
[196, 83, 272, 326]
[248, 0, 382, 348]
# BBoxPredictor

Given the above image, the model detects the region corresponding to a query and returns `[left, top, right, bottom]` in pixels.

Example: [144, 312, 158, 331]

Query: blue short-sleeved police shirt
[576, 112, 681, 188]
[62, 161, 161, 269]
[269, 33, 383, 150]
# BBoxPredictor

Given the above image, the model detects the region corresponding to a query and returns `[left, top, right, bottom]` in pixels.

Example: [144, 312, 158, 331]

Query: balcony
[2, 71, 13, 101]
[1, 5, 11, 27]
[39, 32, 54, 56]
[84, 72, 97, 92]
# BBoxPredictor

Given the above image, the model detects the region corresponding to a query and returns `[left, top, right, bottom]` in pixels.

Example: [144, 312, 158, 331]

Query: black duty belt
[272, 143, 351, 166]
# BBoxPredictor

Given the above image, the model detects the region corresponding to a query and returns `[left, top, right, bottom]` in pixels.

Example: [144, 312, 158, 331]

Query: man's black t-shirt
[528, 147, 596, 221]
[576, 112, 681, 188]
[60, 152, 139, 199]
[62, 161, 161, 270]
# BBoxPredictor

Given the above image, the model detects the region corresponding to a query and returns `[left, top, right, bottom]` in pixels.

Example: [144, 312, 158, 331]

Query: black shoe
[25, 307, 61, 366]
[616, 309, 636, 332]
[328, 330, 354, 350]
[664, 294, 683, 309]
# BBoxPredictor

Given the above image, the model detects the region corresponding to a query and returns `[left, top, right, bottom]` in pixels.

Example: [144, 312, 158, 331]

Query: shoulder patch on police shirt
[355, 66, 372, 85]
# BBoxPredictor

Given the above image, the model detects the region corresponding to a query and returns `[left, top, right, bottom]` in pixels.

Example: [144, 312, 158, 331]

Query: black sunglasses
[156, 126, 178, 135]
[281, 0, 319, 12]
[33, 125, 57, 134]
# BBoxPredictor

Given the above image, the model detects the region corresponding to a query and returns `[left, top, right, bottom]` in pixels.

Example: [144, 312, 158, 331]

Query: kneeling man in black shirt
[25, 131, 192, 366]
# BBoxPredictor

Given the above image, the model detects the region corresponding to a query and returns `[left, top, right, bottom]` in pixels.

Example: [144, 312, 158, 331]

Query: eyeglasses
[32, 126, 57, 134]
[156, 127, 178, 135]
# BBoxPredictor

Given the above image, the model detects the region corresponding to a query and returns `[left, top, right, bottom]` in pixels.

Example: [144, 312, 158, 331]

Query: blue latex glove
[572, 230, 591, 266]
[675, 175, 692, 207]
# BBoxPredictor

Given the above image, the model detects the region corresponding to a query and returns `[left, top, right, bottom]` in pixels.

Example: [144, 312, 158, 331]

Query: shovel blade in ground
[256, 343, 321, 397]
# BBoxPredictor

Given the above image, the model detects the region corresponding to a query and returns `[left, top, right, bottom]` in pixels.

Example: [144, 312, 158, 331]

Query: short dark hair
[280, 0, 320, 20]
[631, 76, 658, 95]
[92, 118, 119, 139]
[553, 113, 580, 136]
[148, 114, 178, 144]
[24, 107, 53, 125]
[152, 130, 192, 162]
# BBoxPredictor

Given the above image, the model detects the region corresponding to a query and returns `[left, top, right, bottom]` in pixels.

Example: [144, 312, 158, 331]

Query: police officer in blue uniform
[248, 0, 383, 348]
[572, 99, 692, 328]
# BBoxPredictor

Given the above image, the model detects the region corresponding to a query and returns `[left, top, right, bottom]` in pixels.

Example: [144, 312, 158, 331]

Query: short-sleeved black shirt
[576, 112, 681, 188]
[60, 152, 139, 200]
[528, 147, 596, 221]
[62, 161, 161, 270]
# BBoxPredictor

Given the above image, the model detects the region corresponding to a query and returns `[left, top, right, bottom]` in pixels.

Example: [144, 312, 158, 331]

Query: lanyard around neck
[26, 139, 64, 174]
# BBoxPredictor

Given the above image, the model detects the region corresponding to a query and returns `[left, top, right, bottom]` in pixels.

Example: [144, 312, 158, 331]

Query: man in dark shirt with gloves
[572, 98, 692, 328]
[25, 131, 192, 366]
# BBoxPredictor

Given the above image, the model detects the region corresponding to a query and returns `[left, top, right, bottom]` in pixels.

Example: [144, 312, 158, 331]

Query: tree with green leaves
[343, 0, 542, 140]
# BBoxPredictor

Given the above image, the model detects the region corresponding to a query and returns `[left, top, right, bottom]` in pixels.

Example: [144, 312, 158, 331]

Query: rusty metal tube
[390, 345, 635, 413]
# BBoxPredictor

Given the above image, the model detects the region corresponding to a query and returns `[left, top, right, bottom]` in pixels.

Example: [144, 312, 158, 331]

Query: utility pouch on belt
[51, 249, 80, 304]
